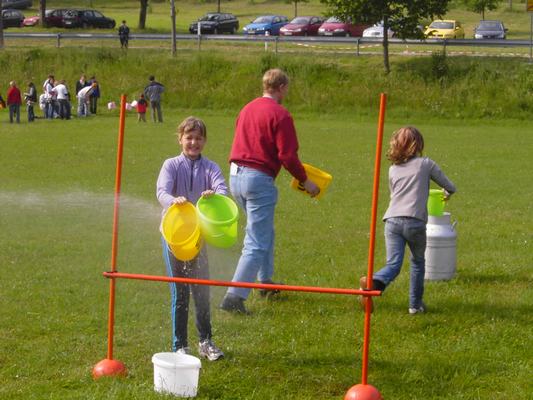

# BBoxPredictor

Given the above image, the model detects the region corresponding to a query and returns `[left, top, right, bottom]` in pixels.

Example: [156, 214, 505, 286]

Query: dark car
[1, 0, 32, 10]
[43, 9, 74, 28]
[189, 12, 239, 34]
[1, 9, 24, 28]
[318, 17, 369, 37]
[474, 20, 507, 39]
[279, 16, 324, 36]
[62, 9, 116, 29]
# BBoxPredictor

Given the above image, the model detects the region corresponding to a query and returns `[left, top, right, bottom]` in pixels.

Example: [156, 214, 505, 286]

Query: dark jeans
[161, 238, 212, 350]
[150, 100, 163, 122]
[27, 104, 34, 122]
[58, 99, 71, 119]
[89, 96, 98, 114]
[9, 104, 20, 123]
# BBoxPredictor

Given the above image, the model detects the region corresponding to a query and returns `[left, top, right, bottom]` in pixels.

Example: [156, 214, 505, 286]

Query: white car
[362, 22, 394, 38]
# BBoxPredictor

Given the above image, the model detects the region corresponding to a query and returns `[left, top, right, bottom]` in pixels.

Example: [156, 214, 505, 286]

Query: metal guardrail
[3, 32, 533, 56]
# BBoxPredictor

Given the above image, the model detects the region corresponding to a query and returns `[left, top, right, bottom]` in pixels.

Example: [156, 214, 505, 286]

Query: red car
[279, 16, 324, 36]
[318, 17, 369, 37]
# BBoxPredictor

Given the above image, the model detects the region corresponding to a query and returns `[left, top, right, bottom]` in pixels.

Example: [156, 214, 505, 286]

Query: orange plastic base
[344, 384, 382, 400]
[92, 358, 127, 379]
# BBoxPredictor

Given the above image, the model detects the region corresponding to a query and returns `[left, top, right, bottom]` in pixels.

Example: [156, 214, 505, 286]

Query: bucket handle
[452, 221, 458, 231]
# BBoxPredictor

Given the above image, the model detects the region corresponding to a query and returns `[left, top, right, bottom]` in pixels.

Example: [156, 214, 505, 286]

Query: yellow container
[162, 202, 202, 261]
[290, 163, 332, 200]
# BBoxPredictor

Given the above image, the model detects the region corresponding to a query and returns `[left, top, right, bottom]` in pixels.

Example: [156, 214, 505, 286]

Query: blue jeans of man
[9, 104, 20, 123]
[228, 165, 277, 299]
[161, 238, 212, 351]
[373, 217, 427, 309]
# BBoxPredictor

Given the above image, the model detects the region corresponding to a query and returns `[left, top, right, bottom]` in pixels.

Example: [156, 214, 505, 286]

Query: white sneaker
[198, 339, 224, 361]
[176, 346, 191, 355]
[409, 302, 426, 315]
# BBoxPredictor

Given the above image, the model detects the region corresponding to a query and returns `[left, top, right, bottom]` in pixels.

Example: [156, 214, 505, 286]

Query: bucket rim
[196, 194, 239, 226]
[152, 352, 202, 369]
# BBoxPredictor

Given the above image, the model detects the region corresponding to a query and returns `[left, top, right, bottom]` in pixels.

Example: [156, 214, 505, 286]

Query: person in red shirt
[136, 93, 147, 122]
[220, 68, 319, 314]
[6, 81, 22, 124]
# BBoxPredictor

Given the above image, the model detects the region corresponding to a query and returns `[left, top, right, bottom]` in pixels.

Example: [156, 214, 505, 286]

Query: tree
[320, 0, 450, 74]
[139, 0, 148, 29]
[40, 0, 46, 27]
[287, 0, 310, 18]
[0, 0, 4, 49]
[463, 0, 499, 19]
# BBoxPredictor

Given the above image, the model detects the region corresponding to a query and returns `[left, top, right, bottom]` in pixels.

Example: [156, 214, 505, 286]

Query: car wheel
[214, 27, 219, 34]
[231, 26, 236, 34]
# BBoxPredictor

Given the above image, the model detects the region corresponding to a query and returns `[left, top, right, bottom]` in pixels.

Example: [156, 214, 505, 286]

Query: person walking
[360, 126, 456, 315]
[144, 75, 165, 123]
[219, 69, 320, 314]
[156, 116, 226, 360]
[118, 20, 130, 49]
[7, 81, 22, 124]
[23, 82, 37, 122]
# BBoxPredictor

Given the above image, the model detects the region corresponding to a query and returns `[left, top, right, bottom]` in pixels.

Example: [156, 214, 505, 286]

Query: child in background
[136, 93, 147, 122]
[156, 116, 227, 360]
[360, 126, 456, 314]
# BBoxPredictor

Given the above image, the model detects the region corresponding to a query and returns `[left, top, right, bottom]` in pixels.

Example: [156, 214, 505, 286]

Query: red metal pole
[361, 93, 386, 385]
[103, 272, 382, 297]
[106, 94, 127, 361]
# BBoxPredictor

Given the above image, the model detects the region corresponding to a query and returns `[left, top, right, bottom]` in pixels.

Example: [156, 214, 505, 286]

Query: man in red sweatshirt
[7, 81, 22, 124]
[220, 68, 319, 314]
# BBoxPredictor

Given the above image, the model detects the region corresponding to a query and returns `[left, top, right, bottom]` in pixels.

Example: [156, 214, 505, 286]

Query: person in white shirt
[42, 75, 55, 119]
[76, 83, 96, 117]
[54, 80, 71, 120]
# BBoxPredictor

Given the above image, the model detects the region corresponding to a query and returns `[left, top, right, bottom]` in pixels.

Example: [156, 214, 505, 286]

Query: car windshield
[430, 21, 454, 29]
[253, 16, 274, 23]
[325, 17, 341, 23]
[291, 17, 310, 24]
[478, 21, 502, 30]
[200, 14, 219, 21]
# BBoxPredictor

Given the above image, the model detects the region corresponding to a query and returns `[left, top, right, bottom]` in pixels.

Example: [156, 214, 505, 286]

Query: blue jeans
[228, 165, 277, 299]
[161, 238, 212, 350]
[9, 104, 20, 123]
[374, 217, 427, 309]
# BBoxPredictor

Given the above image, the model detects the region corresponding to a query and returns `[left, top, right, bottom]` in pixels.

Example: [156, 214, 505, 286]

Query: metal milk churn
[424, 212, 457, 280]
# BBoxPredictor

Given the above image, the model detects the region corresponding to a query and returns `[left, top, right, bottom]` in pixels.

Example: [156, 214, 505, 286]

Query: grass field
[1, 102, 532, 399]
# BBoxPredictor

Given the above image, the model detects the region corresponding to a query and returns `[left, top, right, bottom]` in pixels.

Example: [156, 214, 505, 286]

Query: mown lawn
[0, 107, 531, 399]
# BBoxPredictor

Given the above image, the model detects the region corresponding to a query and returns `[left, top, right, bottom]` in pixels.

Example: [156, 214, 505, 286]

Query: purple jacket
[156, 153, 228, 212]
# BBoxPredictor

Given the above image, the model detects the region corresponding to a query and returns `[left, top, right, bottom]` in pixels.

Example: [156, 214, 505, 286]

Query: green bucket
[427, 189, 445, 216]
[196, 194, 239, 248]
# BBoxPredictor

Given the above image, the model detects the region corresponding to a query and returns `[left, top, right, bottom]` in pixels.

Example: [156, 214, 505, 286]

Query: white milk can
[424, 212, 457, 280]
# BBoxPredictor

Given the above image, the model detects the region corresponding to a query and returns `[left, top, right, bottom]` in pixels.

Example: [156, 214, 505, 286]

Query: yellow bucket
[162, 202, 202, 261]
[290, 163, 332, 199]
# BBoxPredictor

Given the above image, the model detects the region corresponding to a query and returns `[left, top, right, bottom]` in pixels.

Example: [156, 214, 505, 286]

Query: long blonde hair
[387, 126, 424, 165]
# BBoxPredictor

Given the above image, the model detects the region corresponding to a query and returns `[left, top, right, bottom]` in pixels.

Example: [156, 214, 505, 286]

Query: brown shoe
[359, 276, 374, 313]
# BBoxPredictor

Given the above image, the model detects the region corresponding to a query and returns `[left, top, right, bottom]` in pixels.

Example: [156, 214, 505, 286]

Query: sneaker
[175, 346, 191, 355]
[258, 279, 284, 298]
[409, 302, 426, 315]
[358, 276, 374, 313]
[219, 293, 248, 314]
[198, 339, 224, 361]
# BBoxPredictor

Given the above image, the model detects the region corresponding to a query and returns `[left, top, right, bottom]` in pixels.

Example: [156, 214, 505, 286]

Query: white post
[264, 30, 270, 52]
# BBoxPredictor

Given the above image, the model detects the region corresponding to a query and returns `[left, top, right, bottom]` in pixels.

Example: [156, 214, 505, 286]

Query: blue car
[243, 15, 289, 35]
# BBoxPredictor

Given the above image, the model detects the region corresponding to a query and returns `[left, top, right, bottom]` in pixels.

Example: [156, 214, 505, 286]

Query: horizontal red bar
[103, 272, 381, 297]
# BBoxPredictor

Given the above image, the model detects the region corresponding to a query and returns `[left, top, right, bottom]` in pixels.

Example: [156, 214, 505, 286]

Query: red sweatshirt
[6, 86, 22, 105]
[229, 97, 307, 182]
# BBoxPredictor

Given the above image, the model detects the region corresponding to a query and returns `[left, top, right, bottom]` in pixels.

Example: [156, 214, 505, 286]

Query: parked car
[44, 9, 73, 27]
[1, 9, 24, 28]
[22, 13, 39, 26]
[362, 21, 394, 38]
[1, 0, 32, 10]
[242, 15, 289, 36]
[318, 17, 369, 37]
[189, 12, 239, 34]
[424, 20, 465, 39]
[474, 20, 507, 39]
[279, 16, 324, 36]
[62, 9, 116, 29]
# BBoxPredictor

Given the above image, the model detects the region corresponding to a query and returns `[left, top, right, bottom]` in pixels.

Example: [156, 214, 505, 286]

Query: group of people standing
[3, 74, 101, 123]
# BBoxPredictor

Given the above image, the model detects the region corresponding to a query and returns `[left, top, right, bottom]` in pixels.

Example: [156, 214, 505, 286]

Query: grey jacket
[383, 157, 456, 222]
[144, 81, 165, 102]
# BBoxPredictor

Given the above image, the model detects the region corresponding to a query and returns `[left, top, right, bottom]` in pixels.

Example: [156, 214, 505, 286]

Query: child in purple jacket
[156, 116, 228, 361]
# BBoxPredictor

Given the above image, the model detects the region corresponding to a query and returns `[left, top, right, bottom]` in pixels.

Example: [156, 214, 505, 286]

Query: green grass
[0, 104, 532, 399]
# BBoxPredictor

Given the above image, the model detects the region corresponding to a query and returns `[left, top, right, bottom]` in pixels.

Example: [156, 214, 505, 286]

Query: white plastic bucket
[425, 212, 457, 280]
[152, 352, 202, 397]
